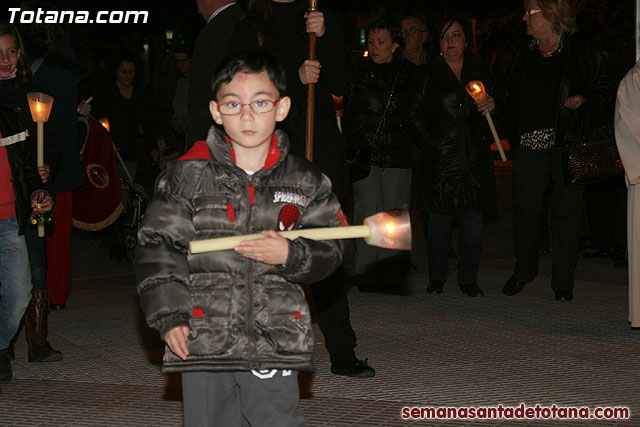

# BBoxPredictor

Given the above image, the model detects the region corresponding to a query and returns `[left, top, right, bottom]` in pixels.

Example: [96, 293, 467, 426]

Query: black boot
[0, 348, 12, 384]
[25, 291, 63, 362]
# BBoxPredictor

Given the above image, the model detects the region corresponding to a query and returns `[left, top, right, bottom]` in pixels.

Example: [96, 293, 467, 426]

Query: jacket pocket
[187, 281, 233, 356]
[261, 285, 313, 356]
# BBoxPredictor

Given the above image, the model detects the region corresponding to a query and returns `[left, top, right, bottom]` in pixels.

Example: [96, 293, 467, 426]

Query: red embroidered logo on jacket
[278, 205, 300, 231]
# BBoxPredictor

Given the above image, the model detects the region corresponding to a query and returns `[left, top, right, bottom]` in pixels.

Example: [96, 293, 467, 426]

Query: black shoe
[582, 248, 608, 259]
[460, 283, 484, 297]
[502, 276, 527, 296]
[0, 348, 12, 384]
[358, 285, 375, 293]
[331, 359, 375, 378]
[427, 280, 444, 294]
[554, 290, 573, 301]
[49, 303, 65, 311]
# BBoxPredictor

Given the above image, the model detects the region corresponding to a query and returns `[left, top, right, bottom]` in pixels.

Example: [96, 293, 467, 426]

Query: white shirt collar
[207, 2, 236, 23]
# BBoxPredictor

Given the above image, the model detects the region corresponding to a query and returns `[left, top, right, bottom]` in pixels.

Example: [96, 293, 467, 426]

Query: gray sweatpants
[181, 370, 305, 427]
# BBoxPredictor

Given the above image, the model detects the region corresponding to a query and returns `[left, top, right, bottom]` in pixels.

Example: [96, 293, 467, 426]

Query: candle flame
[36, 101, 42, 112]
[99, 118, 111, 132]
[385, 221, 396, 235]
[363, 50, 369, 57]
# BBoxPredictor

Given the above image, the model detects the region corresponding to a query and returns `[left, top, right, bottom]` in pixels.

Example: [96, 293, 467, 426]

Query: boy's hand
[298, 59, 321, 85]
[304, 11, 325, 37]
[165, 326, 190, 360]
[234, 230, 289, 265]
[37, 164, 50, 183]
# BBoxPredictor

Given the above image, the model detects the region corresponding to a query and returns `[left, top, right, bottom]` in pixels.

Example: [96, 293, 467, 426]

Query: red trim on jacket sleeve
[227, 204, 235, 222]
[248, 186, 255, 205]
[179, 140, 212, 161]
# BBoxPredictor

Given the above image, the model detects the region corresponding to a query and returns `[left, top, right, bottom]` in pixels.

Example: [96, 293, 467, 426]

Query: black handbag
[347, 72, 399, 183]
[563, 124, 624, 184]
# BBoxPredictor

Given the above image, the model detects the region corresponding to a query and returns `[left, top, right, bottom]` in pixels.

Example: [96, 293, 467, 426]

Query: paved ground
[1, 176, 639, 426]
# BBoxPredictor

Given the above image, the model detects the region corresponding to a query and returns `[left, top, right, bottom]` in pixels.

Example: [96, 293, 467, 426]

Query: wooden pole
[305, 0, 318, 162]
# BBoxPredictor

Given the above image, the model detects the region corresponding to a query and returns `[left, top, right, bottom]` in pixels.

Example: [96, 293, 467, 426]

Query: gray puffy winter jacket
[135, 127, 345, 373]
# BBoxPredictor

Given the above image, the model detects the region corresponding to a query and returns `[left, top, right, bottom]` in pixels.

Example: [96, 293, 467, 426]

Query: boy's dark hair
[210, 50, 287, 100]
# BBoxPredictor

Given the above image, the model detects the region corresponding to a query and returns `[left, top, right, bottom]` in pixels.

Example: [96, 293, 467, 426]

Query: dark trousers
[25, 227, 47, 292]
[513, 147, 585, 291]
[182, 370, 305, 427]
[427, 210, 483, 285]
[311, 266, 357, 367]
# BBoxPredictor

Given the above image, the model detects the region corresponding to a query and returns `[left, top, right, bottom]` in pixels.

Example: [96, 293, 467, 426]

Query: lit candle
[464, 80, 506, 162]
[189, 207, 412, 254]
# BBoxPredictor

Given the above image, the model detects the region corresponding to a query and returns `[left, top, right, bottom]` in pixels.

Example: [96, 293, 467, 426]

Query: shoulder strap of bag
[370, 71, 399, 144]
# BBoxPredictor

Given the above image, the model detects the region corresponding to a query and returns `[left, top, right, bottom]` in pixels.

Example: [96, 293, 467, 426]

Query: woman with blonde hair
[500, 0, 614, 301]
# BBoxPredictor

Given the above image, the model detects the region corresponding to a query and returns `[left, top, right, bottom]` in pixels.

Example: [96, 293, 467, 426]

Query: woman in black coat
[343, 18, 414, 292]
[499, 0, 614, 301]
[408, 18, 497, 297]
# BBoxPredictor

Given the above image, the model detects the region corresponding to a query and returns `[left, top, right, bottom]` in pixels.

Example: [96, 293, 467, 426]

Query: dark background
[2, 0, 636, 86]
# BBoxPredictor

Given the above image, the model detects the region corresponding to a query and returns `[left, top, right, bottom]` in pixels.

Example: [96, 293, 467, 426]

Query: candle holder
[464, 81, 507, 162]
[26, 92, 54, 237]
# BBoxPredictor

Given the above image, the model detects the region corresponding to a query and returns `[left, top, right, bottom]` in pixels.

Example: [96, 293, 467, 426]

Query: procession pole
[305, 0, 318, 162]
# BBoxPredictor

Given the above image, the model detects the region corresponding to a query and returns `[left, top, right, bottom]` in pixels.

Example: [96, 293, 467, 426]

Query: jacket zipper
[245, 174, 257, 368]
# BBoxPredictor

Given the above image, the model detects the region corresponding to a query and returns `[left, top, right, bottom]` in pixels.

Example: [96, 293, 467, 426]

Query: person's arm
[405, 67, 432, 151]
[135, 167, 195, 345]
[566, 37, 615, 111]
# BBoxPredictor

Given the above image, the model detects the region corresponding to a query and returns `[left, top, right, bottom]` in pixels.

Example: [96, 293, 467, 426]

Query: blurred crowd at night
[1, 0, 636, 94]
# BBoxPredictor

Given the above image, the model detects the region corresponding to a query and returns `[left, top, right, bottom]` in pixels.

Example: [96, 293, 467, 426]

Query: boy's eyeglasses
[217, 99, 280, 116]
[524, 9, 542, 16]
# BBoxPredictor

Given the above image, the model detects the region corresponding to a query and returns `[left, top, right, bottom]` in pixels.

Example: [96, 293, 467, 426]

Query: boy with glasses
[136, 50, 345, 426]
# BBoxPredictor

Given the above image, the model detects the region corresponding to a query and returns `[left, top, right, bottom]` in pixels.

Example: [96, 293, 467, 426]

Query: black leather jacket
[407, 54, 496, 215]
[499, 32, 615, 149]
[1, 108, 47, 235]
[135, 128, 344, 373]
[343, 56, 414, 169]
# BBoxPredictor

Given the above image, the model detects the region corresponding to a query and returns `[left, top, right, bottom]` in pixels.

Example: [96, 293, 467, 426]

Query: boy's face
[210, 71, 290, 152]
